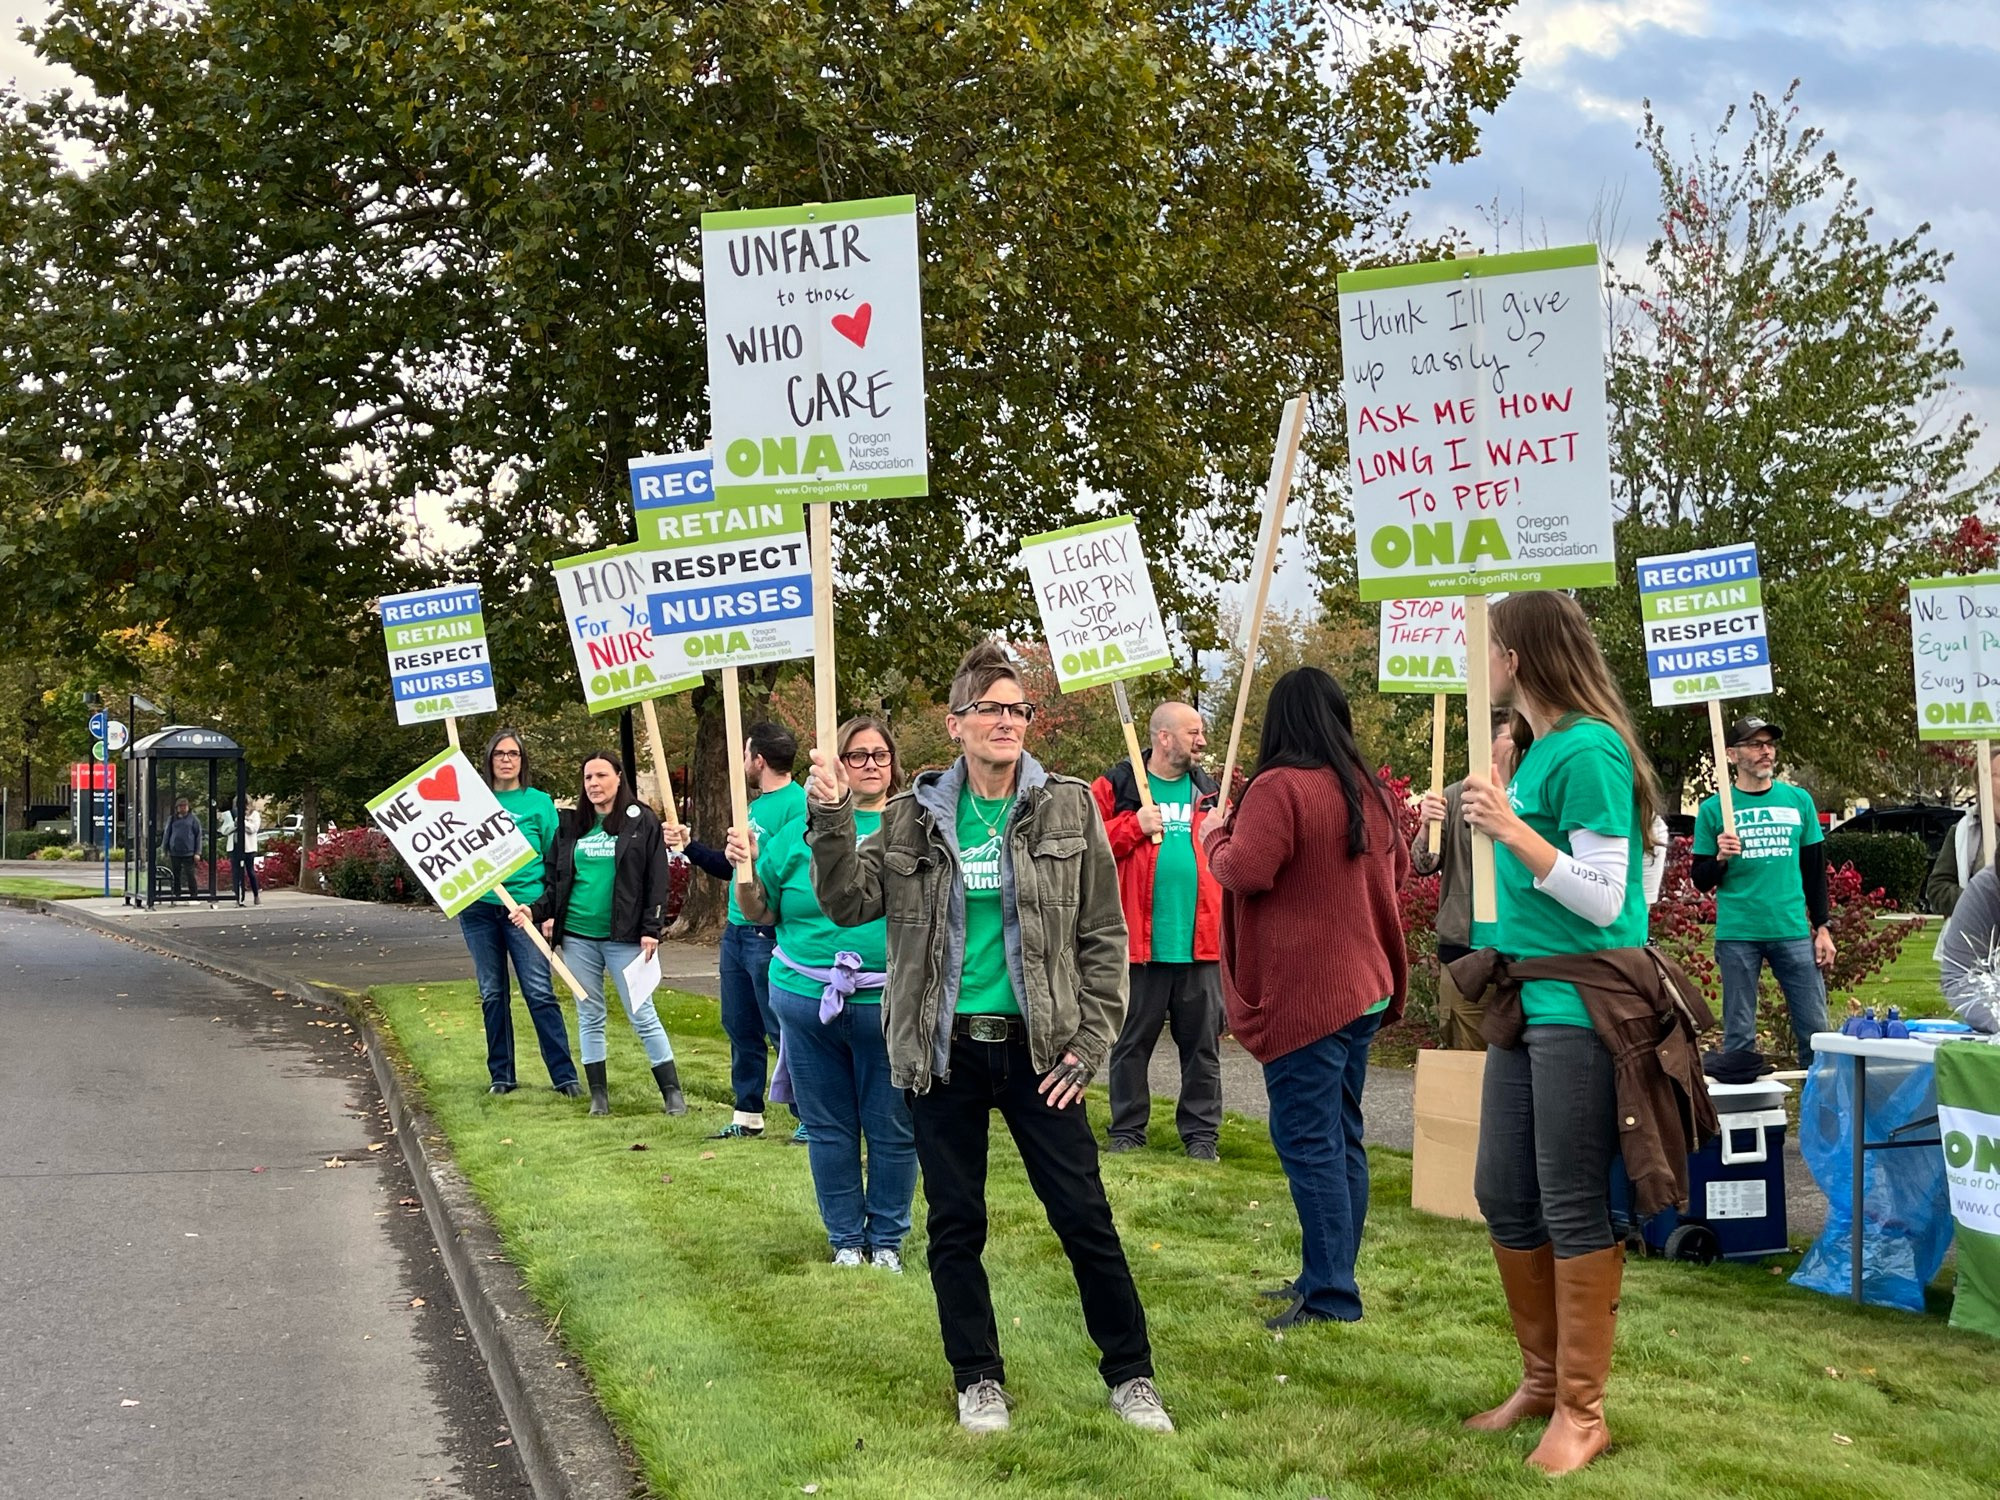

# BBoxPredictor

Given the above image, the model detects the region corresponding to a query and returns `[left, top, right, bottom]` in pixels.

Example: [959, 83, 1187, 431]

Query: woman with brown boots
[1456, 592, 1661, 1476]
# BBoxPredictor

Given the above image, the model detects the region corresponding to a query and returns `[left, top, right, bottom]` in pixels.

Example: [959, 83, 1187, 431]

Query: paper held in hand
[551, 542, 703, 713]
[1337, 245, 1616, 602]
[701, 195, 929, 504]
[1018, 516, 1174, 693]
[379, 583, 499, 727]
[367, 748, 533, 918]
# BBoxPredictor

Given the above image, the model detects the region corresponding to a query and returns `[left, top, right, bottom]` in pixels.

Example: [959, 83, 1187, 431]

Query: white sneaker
[832, 1248, 866, 1268]
[870, 1248, 903, 1274]
[957, 1378, 1012, 1434]
[1109, 1376, 1174, 1433]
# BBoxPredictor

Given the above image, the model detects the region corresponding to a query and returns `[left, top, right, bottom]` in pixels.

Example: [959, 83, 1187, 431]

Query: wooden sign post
[811, 500, 839, 769]
[720, 665, 756, 889]
[1111, 680, 1161, 844]
[1708, 699, 1737, 834]
[1463, 596, 1498, 922]
[1217, 395, 1310, 817]
[1378, 596, 1468, 856]
[1428, 693, 1449, 855]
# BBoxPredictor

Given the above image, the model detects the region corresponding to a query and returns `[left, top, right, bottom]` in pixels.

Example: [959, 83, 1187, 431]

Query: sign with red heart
[416, 765, 459, 801]
[367, 748, 533, 917]
[700, 195, 928, 505]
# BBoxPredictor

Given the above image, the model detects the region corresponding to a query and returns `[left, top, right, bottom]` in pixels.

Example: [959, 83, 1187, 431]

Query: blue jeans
[561, 936, 673, 1068]
[770, 989, 917, 1251]
[1261, 1009, 1383, 1320]
[1717, 936, 1828, 1066]
[458, 901, 575, 1089]
[718, 923, 780, 1112]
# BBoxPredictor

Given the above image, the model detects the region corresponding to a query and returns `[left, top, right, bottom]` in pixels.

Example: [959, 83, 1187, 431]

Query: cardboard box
[1411, 1048, 1488, 1221]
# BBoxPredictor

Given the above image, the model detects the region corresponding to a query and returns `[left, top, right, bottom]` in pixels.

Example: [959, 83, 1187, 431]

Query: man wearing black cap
[1691, 717, 1832, 1069]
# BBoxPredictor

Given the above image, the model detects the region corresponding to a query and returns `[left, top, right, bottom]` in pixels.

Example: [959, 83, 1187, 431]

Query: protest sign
[701, 195, 928, 504]
[1378, 597, 1468, 693]
[1638, 543, 1771, 707]
[1910, 573, 2000, 740]
[552, 543, 704, 714]
[367, 748, 533, 918]
[1019, 517, 1173, 692]
[380, 584, 497, 727]
[628, 448, 815, 674]
[1935, 1045, 2000, 1340]
[1337, 246, 1615, 601]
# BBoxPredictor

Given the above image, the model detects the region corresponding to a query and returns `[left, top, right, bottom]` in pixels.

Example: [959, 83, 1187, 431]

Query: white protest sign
[551, 543, 703, 713]
[1019, 517, 1174, 693]
[380, 584, 498, 726]
[1911, 572, 2000, 740]
[1638, 543, 1772, 707]
[1337, 246, 1615, 600]
[1378, 597, 1468, 693]
[628, 449, 815, 673]
[367, 748, 533, 917]
[702, 195, 927, 504]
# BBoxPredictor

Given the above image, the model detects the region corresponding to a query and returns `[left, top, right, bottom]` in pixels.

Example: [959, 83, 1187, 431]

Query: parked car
[1832, 802, 1965, 859]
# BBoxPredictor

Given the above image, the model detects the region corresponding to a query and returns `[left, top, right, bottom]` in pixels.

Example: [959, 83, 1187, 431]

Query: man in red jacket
[1092, 701, 1224, 1161]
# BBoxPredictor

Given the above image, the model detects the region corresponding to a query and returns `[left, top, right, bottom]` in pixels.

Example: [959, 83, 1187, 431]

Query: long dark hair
[482, 726, 533, 789]
[566, 750, 642, 834]
[1490, 592, 1660, 850]
[1250, 666, 1388, 856]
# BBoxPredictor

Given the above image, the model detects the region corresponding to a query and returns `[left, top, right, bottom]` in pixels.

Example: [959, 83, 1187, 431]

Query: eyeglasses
[840, 748, 894, 768]
[491, 749, 522, 759]
[954, 700, 1037, 724]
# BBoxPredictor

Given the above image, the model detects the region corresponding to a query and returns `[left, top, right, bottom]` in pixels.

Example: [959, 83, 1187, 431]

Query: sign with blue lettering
[551, 543, 703, 714]
[1637, 543, 1772, 707]
[1910, 572, 2000, 740]
[630, 449, 815, 672]
[379, 583, 499, 726]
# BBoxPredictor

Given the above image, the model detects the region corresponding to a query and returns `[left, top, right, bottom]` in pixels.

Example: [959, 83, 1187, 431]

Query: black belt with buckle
[953, 1014, 1022, 1044]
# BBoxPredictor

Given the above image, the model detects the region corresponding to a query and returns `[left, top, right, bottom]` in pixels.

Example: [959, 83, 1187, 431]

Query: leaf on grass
[659, 1174, 673, 1185]
[1826, 1366, 1843, 1379]
[1740, 1354, 1752, 1364]
[1275, 1374, 1288, 1384]
[803, 1487, 819, 1495]
[700, 1151, 716, 1161]
[629, 1142, 649, 1151]
[1832, 1433, 1853, 1446]
[499, 1138, 513, 1146]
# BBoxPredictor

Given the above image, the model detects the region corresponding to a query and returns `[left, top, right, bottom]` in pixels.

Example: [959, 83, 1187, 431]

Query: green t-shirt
[763, 809, 888, 1001]
[1693, 781, 1822, 942]
[954, 786, 1020, 1016]
[1146, 771, 1199, 963]
[566, 816, 618, 939]
[728, 779, 807, 927]
[1495, 717, 1649, 1027]
[480, 785, 558, 908]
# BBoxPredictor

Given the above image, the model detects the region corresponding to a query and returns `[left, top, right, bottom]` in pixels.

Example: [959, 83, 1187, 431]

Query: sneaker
[832, 1248, 866, 1268]
[487, 1082, 518, 1095]
[1105, 1137, 1143, 1154]
[1109, 1376, 1174, 1433]
[957, 1378, 1013, 1435]
[552, 1080, 584, 1098]
[870, 1248, 903, 1274]
[1185, 1141, 1220, 1162]
[790, 1123, 812, 1145]
[708, 1122, 764, 1140]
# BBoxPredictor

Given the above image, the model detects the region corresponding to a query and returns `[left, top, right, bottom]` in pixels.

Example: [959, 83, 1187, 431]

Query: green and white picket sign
[551, 542, 703, 713]
[1019, 516, 1174, 692]
[367, 747, 533, 918]
[1378, 596, 1468, 694]
[701, 195, 928, 505]
[380, 583, 498, 727]
[1936, 1043, 2000, 1339]
[1910, 573, 2000, 741]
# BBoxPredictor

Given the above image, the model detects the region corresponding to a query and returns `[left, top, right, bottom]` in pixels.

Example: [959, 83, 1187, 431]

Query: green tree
[1599, 84, 1981, 800]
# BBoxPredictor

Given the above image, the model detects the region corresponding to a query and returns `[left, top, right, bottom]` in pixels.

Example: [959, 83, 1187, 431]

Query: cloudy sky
[6, 0, 1992, 608]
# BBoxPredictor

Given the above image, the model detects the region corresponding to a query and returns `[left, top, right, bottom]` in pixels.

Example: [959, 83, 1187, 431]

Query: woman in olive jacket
[519, 752, 684, 1117]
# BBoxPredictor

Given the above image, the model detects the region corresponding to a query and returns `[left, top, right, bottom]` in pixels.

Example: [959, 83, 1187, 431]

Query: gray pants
[1107, 961, 1223, 1149]
[1474, 1024, 1619, 1258]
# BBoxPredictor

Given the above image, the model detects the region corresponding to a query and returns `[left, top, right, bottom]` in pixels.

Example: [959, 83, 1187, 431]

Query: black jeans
[910, 1032, 1153, 1393]
[1473, 1024, 1619, 1259]
[1107, 961, 1224, 1149]
[169, 854, 198, 898]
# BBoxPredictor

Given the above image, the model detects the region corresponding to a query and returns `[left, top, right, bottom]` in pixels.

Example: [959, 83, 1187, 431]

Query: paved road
[0, 906, 532, 1499]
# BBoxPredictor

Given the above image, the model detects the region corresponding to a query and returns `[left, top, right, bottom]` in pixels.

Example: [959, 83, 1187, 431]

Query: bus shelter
[124, 726, 249, 909]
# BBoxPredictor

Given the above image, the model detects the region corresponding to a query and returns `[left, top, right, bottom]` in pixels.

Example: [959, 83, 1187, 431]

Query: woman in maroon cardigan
[1200, 667, 1408, 1329]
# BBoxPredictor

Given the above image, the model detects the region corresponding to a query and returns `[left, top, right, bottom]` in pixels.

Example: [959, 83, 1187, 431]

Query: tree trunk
[669, 679, 729, 940]
[296, 779, 319, 892]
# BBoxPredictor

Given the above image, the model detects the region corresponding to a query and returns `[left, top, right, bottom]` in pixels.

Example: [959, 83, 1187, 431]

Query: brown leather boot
[1527, 1245, 1623, 1475]
[1464, 1241, 1557, 1431]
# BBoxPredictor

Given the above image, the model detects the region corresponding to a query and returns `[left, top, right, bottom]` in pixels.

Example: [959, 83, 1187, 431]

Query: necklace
[966, 789, 1011, 844]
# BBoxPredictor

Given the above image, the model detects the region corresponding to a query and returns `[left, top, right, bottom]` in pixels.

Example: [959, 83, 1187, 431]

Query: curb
[19, 898, 643, 1500]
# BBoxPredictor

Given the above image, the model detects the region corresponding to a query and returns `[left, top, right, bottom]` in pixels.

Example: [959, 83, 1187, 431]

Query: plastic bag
[1790, 1051, 1951, 1311]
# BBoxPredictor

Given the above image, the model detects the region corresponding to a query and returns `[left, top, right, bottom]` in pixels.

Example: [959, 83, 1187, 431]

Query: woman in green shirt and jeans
[731, 717, 915, 1271]
[1457, 591, 1661, 1477]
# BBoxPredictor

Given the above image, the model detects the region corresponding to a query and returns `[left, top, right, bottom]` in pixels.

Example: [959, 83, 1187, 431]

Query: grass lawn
[1838, 919, 1950, 1021]
[371, 980, 2000, 1500]
[0, 876, 94, 900]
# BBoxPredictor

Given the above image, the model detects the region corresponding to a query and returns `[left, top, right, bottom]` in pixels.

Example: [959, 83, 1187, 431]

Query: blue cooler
[1612, 1079, 1790, 1263]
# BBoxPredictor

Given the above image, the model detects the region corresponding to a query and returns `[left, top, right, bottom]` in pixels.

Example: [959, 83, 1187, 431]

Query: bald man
[1090, 702, 1225, 1161]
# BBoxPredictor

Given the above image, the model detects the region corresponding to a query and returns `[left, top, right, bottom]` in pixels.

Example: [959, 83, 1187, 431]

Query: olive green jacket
[807, 752, 1129, 1095]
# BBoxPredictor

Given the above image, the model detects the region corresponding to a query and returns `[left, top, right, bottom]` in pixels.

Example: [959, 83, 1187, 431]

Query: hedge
[1821, 830, 1930, 911]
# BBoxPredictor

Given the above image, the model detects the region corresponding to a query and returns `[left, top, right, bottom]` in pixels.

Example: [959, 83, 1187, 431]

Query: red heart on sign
[831, 303, 872, 348]
[416, 765, 460, 801]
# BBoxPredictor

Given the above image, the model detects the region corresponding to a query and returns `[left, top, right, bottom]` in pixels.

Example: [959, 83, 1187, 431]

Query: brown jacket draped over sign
[1447, 946, 1720, 1218]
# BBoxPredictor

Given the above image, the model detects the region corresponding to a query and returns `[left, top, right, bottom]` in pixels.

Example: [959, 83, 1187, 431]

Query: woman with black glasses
[731, 716, 915, 1271]
[805, 641, 1171, 1437]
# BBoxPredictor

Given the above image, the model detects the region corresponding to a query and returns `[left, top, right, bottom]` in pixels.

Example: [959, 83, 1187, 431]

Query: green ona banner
[1936, 1043, 2000, 1339]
